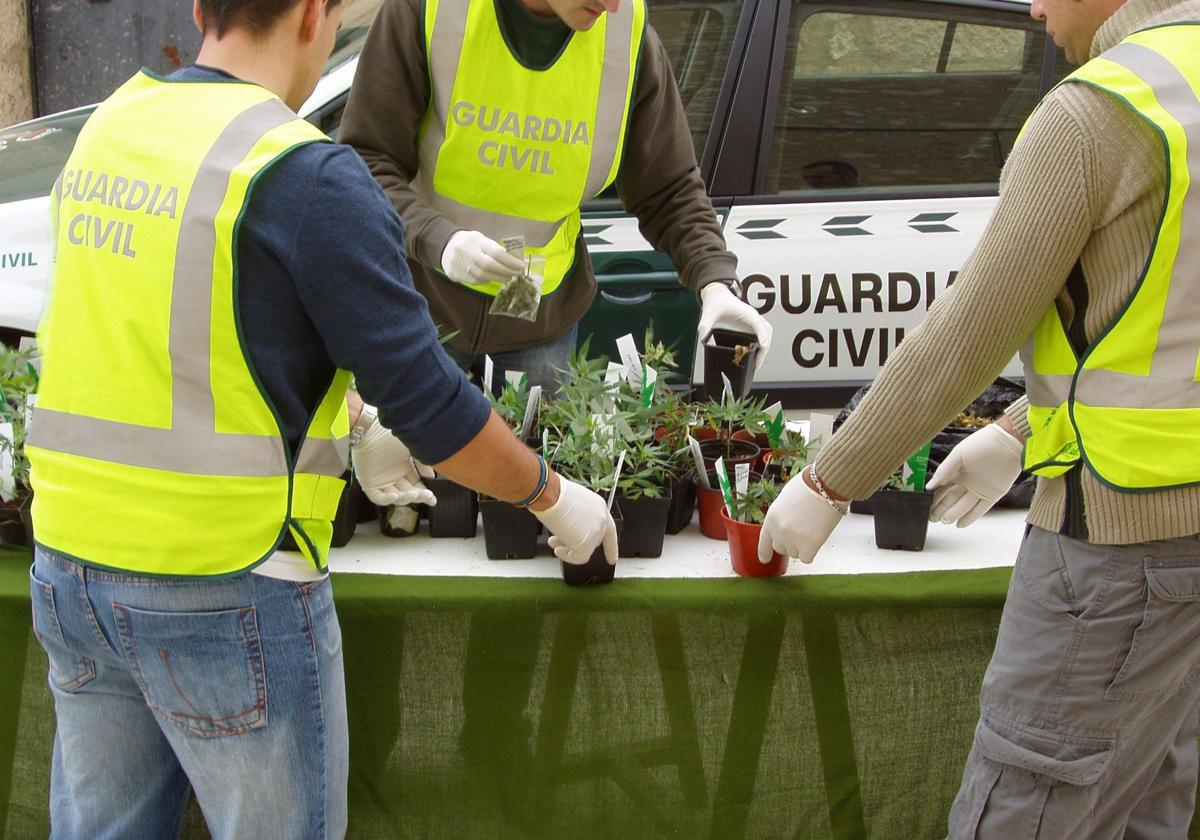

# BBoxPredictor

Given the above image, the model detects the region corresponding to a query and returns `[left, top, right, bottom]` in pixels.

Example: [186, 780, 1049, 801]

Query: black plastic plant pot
[0, 501, 29, 548]
[703, 328, 759, 399]
[425, 477, 479, 538]
[350, 478, 379, 524]
[616, 492, 671, 558]
[872, 489, 935, 551]
[699, 438, 760, 471]
[849, 490, 883, 516]
[330, 474, 358, 549]
[561, 505, 623, 586]
[479, 498, 539, 559]
[665, 473, 697, 535]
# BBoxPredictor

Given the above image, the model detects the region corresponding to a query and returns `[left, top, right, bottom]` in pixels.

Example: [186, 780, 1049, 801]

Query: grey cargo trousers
[949, 525, 1200, 839]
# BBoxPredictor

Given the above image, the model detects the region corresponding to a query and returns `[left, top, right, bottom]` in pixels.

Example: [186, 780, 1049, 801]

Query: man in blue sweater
[25, 0, 616, 836]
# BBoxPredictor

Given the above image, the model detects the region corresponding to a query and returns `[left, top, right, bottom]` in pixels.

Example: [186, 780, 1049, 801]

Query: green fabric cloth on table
[0, 545, 1195, 839]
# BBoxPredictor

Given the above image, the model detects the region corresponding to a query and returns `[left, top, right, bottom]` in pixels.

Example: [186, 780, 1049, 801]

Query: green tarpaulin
[0, 546, 1196, 839]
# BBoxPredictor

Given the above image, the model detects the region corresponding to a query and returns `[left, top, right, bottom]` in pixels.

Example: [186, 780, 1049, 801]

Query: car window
[0, 111, 92, 205]
[650, 0, 742, 161]
[767, 0, 1054, 194]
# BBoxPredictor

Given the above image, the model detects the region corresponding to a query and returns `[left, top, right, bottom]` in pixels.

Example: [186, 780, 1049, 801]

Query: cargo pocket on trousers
[1106, 562, 1200, 700]
[29, 567, 96, 692]
[959, 715, 1112, 838]
[113, 603, 268, 738]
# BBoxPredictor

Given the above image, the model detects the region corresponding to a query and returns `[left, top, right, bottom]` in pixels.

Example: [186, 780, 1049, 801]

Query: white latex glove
[697, 283, 774, 372]
[532, 476, 619, 566]
[351, 416, 438, 507]
[440, 230, 524, 286]
[926, 423, 1024, 527]
[757, 471, 846, 564]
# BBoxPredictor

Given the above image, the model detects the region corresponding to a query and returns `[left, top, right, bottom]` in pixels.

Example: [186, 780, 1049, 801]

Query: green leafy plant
[486, 374, 531, 436]
[616, 433, 673, 500]
[767, 432, 816, 481]
[639, 324, 681, 383]
[728, 478, 782, 524]
[694, 393, 770, 457]
[547, 426, 620, 495]
[0, 344, 38, 504]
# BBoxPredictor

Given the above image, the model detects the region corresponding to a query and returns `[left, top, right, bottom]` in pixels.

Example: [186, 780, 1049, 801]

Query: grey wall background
[30, 0, 200, 116]
[0, 0, 33, 128]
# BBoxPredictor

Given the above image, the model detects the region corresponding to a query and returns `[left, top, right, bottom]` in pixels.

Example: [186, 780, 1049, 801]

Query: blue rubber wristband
[515, 455, 548, 509]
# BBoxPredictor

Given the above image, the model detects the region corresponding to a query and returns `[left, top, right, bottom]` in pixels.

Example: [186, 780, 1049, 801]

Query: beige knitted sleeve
[815, 98, 1097, 499]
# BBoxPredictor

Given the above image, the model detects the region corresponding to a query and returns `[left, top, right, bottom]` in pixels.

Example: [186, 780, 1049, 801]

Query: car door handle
[600, 290, 655, 305]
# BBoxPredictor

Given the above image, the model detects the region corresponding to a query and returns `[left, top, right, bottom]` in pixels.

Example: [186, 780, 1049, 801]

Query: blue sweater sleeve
[251, 143, 490, 464]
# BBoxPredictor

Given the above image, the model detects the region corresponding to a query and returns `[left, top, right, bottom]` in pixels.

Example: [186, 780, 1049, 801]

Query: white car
[0, 0, 1064, 405]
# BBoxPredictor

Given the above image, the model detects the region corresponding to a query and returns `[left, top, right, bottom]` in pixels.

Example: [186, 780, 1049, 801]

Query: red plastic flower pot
[695, 479, 729, 540]
[721, 508, 788, 577]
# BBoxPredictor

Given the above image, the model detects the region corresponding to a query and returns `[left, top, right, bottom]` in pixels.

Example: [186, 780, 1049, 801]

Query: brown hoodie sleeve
[616, 25, 738, 293]
[339, 0, 458, 271]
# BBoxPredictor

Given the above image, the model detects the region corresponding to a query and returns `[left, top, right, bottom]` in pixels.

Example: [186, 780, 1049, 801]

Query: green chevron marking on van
[908, 212, 958, 233]
[736, 219, 785, 240]
[822, 216, 872, 236]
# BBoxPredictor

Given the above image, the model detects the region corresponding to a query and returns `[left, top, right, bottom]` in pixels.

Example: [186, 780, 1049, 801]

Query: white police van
[0, 0, 1064, 404]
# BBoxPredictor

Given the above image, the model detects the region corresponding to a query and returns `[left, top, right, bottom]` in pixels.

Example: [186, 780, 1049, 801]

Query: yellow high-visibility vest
[28, 71, 351, 576]
[414, 0, 645, 296]
[1021, 24, 1200, 490]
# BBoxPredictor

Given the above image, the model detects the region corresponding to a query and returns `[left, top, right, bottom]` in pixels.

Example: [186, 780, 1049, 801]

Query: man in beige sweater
[760, 0, 1200, 833]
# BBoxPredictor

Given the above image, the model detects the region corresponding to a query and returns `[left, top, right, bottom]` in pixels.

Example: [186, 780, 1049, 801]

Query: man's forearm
[814, 100, 1094, 500]
[432, 411, 561, 510]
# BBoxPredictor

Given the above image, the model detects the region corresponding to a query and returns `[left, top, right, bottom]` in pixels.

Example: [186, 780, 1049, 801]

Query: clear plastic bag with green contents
[489, 254, 545, 321]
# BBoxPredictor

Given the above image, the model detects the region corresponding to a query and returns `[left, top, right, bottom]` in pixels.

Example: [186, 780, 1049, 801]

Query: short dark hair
[199, 0, 342, 38]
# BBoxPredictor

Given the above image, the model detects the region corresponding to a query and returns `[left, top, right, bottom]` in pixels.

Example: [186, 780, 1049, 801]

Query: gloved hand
[697, 282, 773, 372]
[532, 475, 619, 566]
[926, 423, 1024, 527]
[757, 468, 846, 564]
[351, 415, 437, 507]
[440, 230, 525, 286]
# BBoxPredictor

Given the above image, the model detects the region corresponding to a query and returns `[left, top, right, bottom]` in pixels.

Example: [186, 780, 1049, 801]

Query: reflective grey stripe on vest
[414, 0, 635, 246]
[1025, 38, 1200, 412]
[30, 99, 347, 478]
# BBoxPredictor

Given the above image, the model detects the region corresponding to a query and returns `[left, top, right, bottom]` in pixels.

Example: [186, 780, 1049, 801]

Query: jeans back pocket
[113, 603, 268, 737]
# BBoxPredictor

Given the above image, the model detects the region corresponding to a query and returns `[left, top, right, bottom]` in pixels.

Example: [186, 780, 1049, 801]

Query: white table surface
[328, 507, 1027, 579]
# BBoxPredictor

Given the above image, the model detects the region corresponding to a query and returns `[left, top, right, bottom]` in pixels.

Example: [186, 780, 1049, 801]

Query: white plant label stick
[688, 435, 710, 489]
[615, 333, 643, 383]
[607, 450, 626, 511]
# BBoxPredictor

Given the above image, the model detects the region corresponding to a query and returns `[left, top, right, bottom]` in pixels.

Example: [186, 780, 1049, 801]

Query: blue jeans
[442, 324, 578, 395]
[29, 547, 348, 840]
